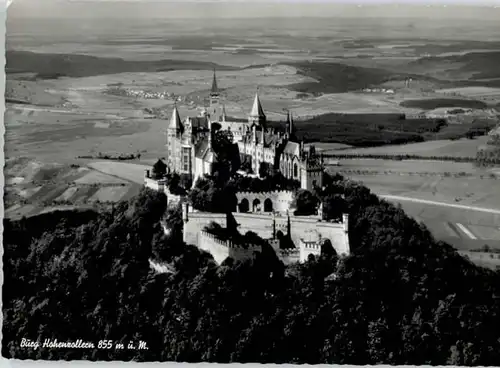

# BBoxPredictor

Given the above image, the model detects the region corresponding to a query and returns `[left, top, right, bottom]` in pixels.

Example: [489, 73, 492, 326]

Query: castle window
[264, 198, 273, 212]
[182, 147, 190, 172]
[293, 163, 298, 178]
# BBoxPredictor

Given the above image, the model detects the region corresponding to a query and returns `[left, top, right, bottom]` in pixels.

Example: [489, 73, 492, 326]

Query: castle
[165, 70, 325, 190]
[148, 71, 350, 265]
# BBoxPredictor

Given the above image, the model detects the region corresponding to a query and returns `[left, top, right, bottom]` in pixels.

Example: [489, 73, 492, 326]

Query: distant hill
[6, 50, 238, 80]
[283, 61, 448, 94]
[408, 51, 500, 86]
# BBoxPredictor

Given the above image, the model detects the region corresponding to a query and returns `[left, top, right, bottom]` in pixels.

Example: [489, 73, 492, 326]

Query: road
[379, 194, 500, 215]
[379, 194, 500, 247]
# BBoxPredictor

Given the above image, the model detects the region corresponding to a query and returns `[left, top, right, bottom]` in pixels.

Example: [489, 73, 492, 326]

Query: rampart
[180, 203, 350, 264]
[236, 190, 294, 213]
[198, 231, 262, 264]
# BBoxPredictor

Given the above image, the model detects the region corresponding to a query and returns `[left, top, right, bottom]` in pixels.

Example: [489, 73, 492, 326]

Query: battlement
[236, 190, 294, 196]
[301, 241, 322, 250]
[304, 163, 325, 171]
[278, 248, 300, 256]
[199, 231, 262, 251]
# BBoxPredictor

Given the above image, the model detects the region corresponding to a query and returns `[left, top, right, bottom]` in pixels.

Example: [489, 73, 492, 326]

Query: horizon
[8, 0, 500, 20]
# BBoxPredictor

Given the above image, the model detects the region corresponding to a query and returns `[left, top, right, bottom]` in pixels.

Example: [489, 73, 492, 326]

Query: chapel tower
[209, 69, 223, 122]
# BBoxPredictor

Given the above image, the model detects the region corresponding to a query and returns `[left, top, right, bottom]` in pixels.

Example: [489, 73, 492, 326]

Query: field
[4, 157, 144, 219]
[331, 136, 491, 157]
[329, 159, 500, 255]
[5, 14, 500, 263]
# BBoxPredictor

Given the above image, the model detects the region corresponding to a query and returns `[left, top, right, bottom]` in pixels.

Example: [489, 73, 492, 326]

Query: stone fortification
[235, 190, 294, 213]
[179, 203, 350, 264]
[198, 231, 262, 264]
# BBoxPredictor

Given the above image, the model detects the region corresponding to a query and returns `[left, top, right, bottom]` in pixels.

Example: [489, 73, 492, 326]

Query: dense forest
[3, 173, 500, 364]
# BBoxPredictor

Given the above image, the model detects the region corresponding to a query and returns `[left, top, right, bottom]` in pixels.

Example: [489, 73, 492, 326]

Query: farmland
[328, 158, 500, 257]
[4, 159, 143, 219]
[328, 136, 492, 158]
[5, 14, 500, 261]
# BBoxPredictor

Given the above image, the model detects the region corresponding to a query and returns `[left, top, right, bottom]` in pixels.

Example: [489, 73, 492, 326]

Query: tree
[293, 189, 319, 216]
[152, 159, 167, 179]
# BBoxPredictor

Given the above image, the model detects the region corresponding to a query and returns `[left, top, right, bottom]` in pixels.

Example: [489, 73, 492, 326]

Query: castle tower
[168, 104, 183, 137]
[248, 90, 266, 127]
[300, 155, 325, 191]
[166, 104, 184, 172]
[209, 69, 222, 121]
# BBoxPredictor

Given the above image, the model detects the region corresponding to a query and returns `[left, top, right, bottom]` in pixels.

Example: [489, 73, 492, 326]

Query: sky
[8, 0, 500, 20]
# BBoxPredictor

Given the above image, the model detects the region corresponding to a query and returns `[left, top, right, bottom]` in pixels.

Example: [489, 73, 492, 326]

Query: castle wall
[181, 204, 349, 265]
[232, 212, 349, 256]
[144, 177, 167, 193]
[198, 231, 231, 264]
[182, 211, 227, 246]
[233, 212, 276, 238]
[299, 241, 322, 262]
[236, 190, 294, 214]
[198, 231, 262, 264]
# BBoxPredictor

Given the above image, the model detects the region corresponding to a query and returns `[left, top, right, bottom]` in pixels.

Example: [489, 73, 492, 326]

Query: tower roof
[211, 69, 219, 94]
[169, 105, 184, 133]
[249, 92, 266, 119]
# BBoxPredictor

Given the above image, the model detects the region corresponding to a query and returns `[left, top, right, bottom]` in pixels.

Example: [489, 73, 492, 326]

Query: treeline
[4, 179, 500, 364]
[324, 153, 478, 163]
[77, 152, 142, 161]
[267, 112, 496, 147]
[400, 98, 488, 110]
[324, 152, 500, 166]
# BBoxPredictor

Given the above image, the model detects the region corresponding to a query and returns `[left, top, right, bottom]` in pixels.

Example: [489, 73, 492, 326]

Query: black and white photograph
[3, 0, 500, 364]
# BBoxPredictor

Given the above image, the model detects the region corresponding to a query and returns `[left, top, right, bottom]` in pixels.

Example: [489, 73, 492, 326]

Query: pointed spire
[211, 69, 219, 95]
[169, 104, 183, 134]
[250, 90, 266, 119]
[288, 110, 294, 135]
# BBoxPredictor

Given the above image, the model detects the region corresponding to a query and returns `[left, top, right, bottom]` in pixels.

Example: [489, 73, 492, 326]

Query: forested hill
[3, 179, 500, 364]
